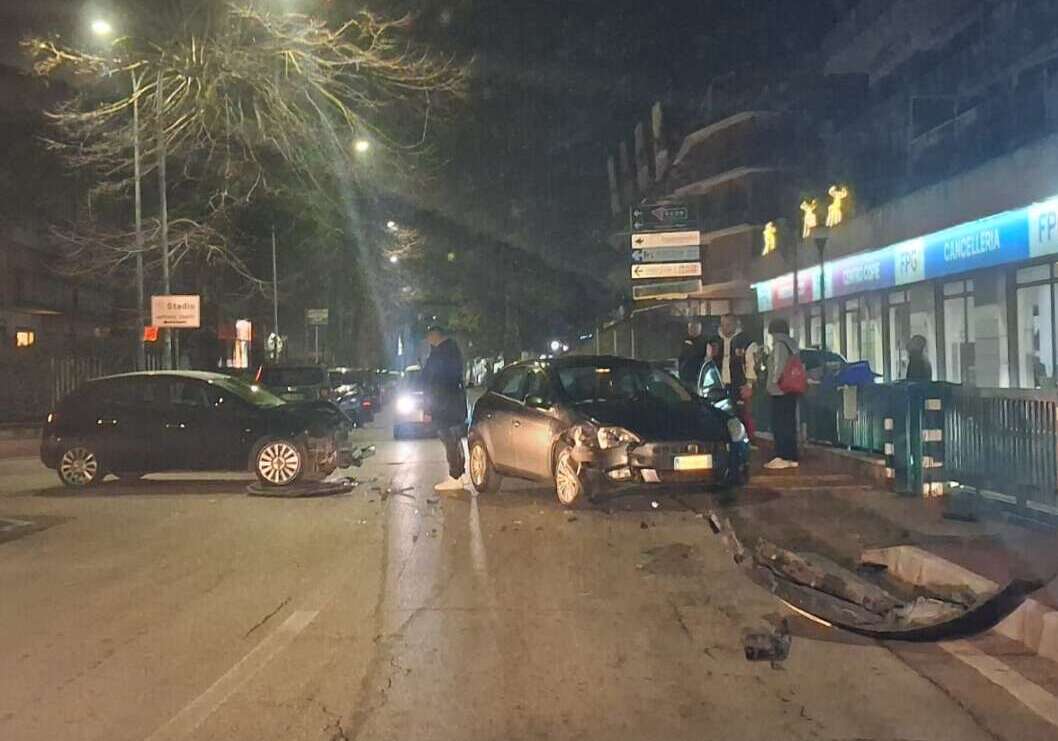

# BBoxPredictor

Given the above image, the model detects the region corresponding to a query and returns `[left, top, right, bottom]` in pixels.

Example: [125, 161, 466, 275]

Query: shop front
[754, 193, 1058, 389]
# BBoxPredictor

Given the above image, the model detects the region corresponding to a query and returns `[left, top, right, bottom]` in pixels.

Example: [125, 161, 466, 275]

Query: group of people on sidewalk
[679, 314, 803, 471]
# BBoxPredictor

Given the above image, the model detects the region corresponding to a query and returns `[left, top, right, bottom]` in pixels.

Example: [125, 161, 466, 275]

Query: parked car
[468, 356, 749, 507]
[799, 348, 847, 381]
[255, 365, 332, 403]
[393, 366, 430, 439]
[41, 371, 353, 488]
[329, 368, 375, 423]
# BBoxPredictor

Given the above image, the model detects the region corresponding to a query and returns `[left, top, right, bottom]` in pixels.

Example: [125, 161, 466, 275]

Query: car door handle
[512, 420, 521, 428]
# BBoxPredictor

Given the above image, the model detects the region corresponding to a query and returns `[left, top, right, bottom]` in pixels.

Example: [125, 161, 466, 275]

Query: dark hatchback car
[468, 356, 749, 507]
[256, 365, 332, 403]
[41, 371, 352, 488]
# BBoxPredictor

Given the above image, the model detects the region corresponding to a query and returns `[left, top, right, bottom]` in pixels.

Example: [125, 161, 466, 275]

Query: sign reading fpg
[151, 295, 200, 328]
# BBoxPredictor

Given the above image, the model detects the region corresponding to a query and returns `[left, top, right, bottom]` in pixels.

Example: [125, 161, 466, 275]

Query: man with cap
[422, 325, 469, 490]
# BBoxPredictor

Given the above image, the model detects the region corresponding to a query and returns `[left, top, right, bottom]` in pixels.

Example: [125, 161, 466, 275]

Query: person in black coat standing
[422, 325, 468, 491]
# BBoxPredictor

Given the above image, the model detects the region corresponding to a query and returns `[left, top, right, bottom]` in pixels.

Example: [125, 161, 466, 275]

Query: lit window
[16, 329, 35, 348]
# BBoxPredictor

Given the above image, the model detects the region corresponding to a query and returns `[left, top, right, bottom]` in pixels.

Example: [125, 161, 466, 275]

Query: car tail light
[362, 399, 373, 408]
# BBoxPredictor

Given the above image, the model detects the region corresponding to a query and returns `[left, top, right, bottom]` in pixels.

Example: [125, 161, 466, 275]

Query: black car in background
[256, 365, 332, 403]
[41, 371, 351, 488]
[329, 368, 376, 424]
[468, 356, 749, 507]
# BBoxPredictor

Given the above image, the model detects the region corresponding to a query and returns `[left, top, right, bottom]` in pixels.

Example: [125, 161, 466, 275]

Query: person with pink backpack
[764, 317, 806, 469]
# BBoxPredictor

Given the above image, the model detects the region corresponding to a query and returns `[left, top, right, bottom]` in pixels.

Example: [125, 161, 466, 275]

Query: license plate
[674, 454, 713, 471]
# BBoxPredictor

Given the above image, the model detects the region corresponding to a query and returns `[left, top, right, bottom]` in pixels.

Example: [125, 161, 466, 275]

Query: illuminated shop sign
[754, 195, 1053, 312]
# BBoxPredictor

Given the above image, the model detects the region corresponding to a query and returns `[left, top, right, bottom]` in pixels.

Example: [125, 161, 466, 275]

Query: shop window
[841, 296, 883, 374]
[889, 286, 938, 381]
[942, 275, 1008, 387]
[1016, 263, 1056, 389]
[15, 329, 35, 348]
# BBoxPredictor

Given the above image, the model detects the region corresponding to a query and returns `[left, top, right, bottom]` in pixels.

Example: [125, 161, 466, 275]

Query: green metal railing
[750, 380, 1058, 522]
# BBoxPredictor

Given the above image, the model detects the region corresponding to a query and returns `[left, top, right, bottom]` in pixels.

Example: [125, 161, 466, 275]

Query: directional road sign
[631, 246, 700, 264]
[630, 203, 693, 232]
[306, 308, 329, 326]
[631, 262, 702, 280]
[631, 230, 700, 249]
[632, 279, 702, 301]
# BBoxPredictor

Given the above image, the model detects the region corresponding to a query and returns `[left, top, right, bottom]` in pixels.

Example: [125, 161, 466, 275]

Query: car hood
[573, 398, 726, 441]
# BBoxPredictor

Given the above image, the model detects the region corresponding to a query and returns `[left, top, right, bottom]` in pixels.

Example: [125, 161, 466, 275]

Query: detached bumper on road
[573, 438, 748, 490]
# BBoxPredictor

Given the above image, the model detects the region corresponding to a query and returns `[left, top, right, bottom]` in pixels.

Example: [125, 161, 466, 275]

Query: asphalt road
[0, 408, 1054, 740]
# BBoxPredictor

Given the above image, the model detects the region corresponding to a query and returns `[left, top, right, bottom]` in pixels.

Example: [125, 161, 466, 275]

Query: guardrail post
[921, 391, 945, 497]
[884, 413, 896, 491]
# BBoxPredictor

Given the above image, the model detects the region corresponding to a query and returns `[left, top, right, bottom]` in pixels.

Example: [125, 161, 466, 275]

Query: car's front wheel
[553, 444, 590, 508]
[57, 444, 104, 488]
[253, 438, 306, 487]
[469, 437, 502, 494]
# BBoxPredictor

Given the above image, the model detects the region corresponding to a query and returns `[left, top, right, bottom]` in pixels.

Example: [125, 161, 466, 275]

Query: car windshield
[210, 377, 285, 408]
[259, 367, 325, 387]
[557, 363, 693, 405]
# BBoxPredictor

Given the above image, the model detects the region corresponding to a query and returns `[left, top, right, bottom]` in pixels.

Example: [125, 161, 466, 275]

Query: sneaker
[434, 476, 465, 491]
[763, 457, 787, 470]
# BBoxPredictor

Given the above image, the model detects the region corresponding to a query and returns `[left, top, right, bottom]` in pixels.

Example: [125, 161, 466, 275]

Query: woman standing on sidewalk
[765, 318, 801, 469]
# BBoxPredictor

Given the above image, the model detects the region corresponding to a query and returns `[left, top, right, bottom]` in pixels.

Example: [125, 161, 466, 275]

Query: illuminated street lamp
[386, 220, 398, 231]
[550, 340, 562, 353]
[389, 255, 399, 264]
[354, 139, 370, 153]
[91, 18, 113, 36]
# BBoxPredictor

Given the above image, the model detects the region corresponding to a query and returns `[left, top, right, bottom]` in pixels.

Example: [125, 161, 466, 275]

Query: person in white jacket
[765, 318, 800, 469]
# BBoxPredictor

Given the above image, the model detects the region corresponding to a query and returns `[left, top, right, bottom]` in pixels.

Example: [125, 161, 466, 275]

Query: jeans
[438, 424, 466, 479]
[770, 394, 799, 461]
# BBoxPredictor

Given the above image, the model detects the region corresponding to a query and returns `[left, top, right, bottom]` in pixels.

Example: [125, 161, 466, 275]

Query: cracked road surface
[0, 410, 1054, 740]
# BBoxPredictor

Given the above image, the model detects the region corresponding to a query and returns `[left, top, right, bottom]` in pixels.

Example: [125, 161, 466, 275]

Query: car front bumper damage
[571, 438, 749, 492]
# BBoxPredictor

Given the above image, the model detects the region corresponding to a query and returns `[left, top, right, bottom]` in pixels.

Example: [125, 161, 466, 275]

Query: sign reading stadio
[755, 194, 1058, 312]
[151, 295, 200, 328]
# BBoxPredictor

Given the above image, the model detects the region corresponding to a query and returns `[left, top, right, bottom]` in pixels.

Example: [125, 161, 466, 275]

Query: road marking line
[940, 640, 1058, 727]
[145, 609, 318, 741]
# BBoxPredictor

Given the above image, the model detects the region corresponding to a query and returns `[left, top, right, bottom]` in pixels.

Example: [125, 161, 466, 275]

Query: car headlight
[597, 426, 641, 450]
[396, 395, 417, 415]
[726, 417, 748, 443]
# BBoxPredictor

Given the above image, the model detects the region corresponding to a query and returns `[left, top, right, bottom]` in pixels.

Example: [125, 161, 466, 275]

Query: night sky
[2, 0, 844, 282]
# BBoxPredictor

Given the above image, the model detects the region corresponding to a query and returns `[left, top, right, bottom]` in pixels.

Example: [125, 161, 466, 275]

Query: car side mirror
[525, 395, 551, 411]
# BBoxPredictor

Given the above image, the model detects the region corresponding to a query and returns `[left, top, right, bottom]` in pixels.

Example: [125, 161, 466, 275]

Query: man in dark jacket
[678, 321, 707, 385]
[422, 325, 468, 491]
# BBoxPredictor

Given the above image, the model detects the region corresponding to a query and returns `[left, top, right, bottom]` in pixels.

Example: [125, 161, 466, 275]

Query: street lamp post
[131, 70, 146, 370]
[94, 19, 148, 370]
[813, 226, 831, 351]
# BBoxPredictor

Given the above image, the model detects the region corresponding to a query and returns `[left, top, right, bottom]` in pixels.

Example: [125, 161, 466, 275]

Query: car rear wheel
[254, 439, 306, 487]
[469, 438, 502, 494]
[58, 444, 104, 488]
[553, 444, 589, 508]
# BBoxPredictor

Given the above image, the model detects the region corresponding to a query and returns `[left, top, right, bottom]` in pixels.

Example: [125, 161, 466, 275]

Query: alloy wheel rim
[470, 444, 487, 486]
[555, 449, 580, 505]
[60, 447, 98, 486]
[258, 442, 301, 485]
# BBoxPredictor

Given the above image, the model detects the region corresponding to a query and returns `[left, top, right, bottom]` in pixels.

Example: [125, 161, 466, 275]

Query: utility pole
[132, 70, 145, 370]
[156, 69, 172, 369]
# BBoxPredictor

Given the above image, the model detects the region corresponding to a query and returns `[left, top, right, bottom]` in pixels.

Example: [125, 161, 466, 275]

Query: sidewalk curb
[863, 545, 1058, 662]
